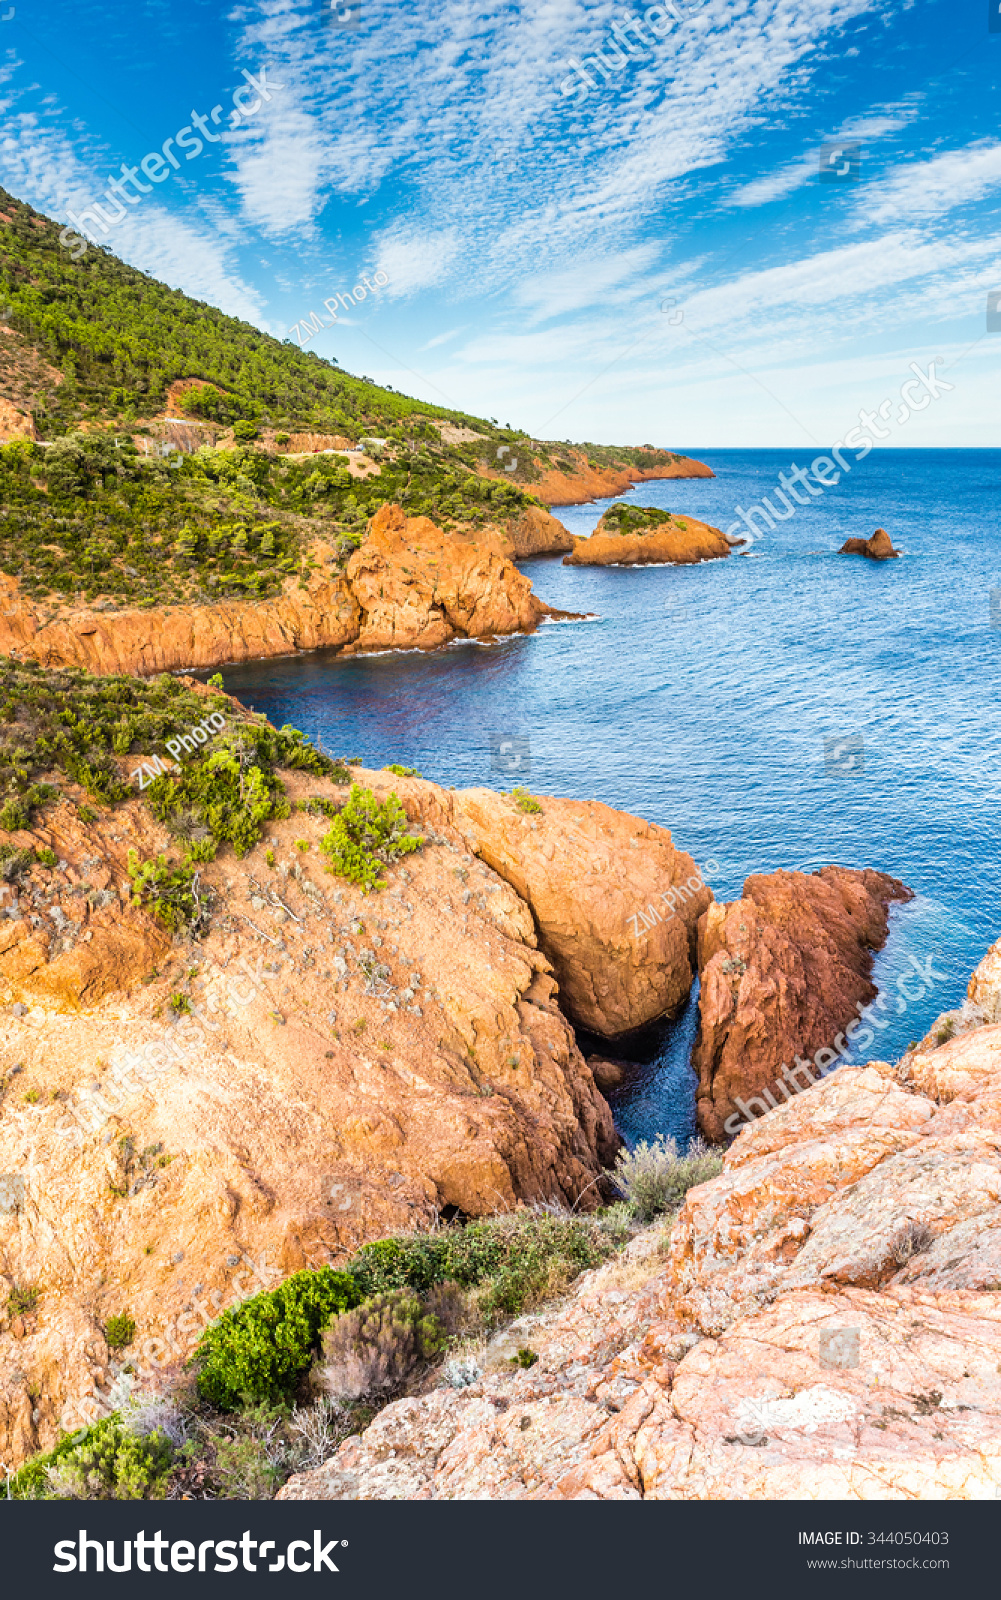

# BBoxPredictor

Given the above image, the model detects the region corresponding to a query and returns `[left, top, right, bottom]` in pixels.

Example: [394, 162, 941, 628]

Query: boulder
[436, 784, 713, 1038]
[563, 504, 731, 567]
[693, 866, 913, 1141]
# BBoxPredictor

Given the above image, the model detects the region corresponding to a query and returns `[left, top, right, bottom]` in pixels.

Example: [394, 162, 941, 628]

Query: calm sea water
[208, 449, 1001, 1148]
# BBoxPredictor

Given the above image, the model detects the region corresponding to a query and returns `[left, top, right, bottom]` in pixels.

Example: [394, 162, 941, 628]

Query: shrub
[207, 673, 225, 690]
[0, 843, 34, 882]
[44, 1415, 175, 1500]
[890, 1221, 933, 1266]
[145, 724, 335, 859]
[319, 784, 423, 893]
[35, 846, 57, 867]
[8, 1282, 40, 1316]
[347, 1212, 615, 1326]
[609, 1134, 722, 1221]
[0, 797, 28, 831]
[202, 1400, 295, 1499]
[512, 787, 541, 814]
[191, 1267, 362, 1410]
[104, 1311, 136, 1350]
[318, 1290, 448, 1403]
[127, 850, 207, 935]
[383, 763, 421, 778]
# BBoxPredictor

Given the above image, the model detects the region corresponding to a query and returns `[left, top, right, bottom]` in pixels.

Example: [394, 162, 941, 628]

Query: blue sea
[207, 449, 1001, 1149]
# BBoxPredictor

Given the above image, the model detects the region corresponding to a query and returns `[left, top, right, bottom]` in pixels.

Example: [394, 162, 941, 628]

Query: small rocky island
[563, 502, 734, 567]
[837, 527, 900, 560]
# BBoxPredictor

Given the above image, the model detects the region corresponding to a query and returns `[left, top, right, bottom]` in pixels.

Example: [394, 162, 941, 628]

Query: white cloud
[727, 110, 919, 208]
[858, 142, 1001, 227]
[373, 227, 460, 297]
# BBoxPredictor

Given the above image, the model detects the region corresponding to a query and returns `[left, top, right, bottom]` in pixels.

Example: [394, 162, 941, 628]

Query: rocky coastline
[0, 505, 578, 678]
[526, 450, 714, 508]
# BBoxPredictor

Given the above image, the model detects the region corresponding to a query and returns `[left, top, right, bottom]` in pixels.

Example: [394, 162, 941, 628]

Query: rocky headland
[0, 505, 576, 678]
[280, 935, 1001, 1502]
[524, 449, 714, 508]
[837, 528, 900, 560]
[694, 866, 913, 1141]
[563, 503, 733, 568]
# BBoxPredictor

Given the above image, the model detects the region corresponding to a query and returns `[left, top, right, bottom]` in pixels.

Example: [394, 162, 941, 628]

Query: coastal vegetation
[7, 1210, 624, 1499]
[0, 186, 689, 614]
[600, 501, 676, 535]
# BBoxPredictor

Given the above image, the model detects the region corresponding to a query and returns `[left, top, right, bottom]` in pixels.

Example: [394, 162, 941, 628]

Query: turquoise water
[208, 449, 1001, 1147]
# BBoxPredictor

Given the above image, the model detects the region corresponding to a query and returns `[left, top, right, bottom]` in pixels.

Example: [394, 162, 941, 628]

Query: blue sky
[1, 0, 999, 446]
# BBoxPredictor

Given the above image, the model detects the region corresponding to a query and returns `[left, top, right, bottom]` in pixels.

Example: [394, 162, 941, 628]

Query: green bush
[319, 784, 423, 893]
[127, 851, 206, 935]
[45, 1416, 175, 1500]
[145, 724, 336, 859]
[0, 797, 28, 831]
[103, 1311, 136, 1350]
[512, 787, 542, 814]
[34, 846, 57, 868]
[346, 1212, 616, 1325]
[600, 501, 673, 536]
[609, 1135, 723, 1221]
[8, 1282, 40, 1315]
[383, 763, 421, 778]
[191, 1267, 363, 1410]
[10, 1414, 176, 1500]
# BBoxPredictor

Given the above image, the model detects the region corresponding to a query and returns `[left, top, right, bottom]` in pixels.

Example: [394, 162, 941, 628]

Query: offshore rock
[563, 507, 731, 567]
[837, 528, 900, 560]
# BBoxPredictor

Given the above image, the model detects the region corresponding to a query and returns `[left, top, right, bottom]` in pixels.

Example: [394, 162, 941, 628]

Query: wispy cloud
[857, 141, 1001, 228]
[726, 110, 920, 208]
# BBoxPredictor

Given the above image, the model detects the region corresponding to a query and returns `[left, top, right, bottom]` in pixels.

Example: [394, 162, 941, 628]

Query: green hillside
[0, 186, 689, 611]
[0, 187, 487, 438]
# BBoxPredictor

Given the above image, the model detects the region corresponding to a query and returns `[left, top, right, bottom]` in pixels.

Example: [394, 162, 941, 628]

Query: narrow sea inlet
[208, 447, 1001, 1145]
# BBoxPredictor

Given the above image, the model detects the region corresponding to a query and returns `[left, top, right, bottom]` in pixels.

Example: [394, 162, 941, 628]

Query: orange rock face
[838, 527, 900, 559]
[280, 962, 1001, 1501]
[0, 763, 730, 1465]
[563, 511, 731, 568]
[342, 505, 553, 652]
[441, 785, 712, 1038]
[694, 866, 913, 1141]
[498, 506, 574, 558]
[0, 507, 562, 677]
